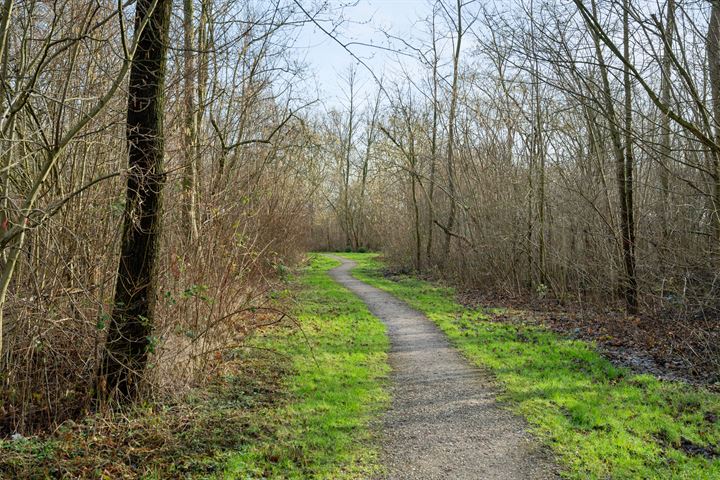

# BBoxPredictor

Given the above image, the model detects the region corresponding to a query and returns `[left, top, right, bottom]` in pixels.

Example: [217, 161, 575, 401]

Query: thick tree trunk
[99, 0, 172, 401]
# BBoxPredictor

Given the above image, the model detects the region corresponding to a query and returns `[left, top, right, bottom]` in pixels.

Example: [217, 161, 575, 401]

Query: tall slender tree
[621, 0, 638, 313]
[442, 0, 464, 261]
[658, 0, 675, 241]
[708, 0, 720, 245]
[582, 0, 638, 314]
[426, 7, 440, 265]
[182, 0, 200, 241]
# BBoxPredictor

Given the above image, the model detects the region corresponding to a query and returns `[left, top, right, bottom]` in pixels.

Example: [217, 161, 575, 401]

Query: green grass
[0, 254, 389, 479]
[223, 253, 389, 479]
[340, 252, 720, 480]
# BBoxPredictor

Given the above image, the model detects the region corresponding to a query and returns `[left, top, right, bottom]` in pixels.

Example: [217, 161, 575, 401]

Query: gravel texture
[328, 255, 559, 480]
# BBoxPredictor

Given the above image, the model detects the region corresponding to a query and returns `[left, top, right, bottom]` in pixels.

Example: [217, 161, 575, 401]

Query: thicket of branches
[5, 0, 720, 436]
[314, 0, 720, 364]
[0, 0, 324, 434]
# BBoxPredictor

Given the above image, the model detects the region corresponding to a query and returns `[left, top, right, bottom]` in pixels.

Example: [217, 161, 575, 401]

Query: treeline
[0, 0, 323, 434]
[314, 0, 720, 328]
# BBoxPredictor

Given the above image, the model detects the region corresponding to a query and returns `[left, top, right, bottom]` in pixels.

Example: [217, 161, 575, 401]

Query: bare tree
[441, 0, 464, 261]
[0, 1, 146, 359]
[658, 0, 675, 241]
[182, 0, 200, 241]
[709, 0, 720, 244]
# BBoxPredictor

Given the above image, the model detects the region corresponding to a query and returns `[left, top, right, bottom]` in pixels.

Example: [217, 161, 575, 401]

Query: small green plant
[96, 313, 110, 331]
[181, 284, 210, 302]
[275, 262, 290, 281]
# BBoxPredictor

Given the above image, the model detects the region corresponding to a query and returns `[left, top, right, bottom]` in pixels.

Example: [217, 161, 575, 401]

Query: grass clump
[342, 252, 720, 480]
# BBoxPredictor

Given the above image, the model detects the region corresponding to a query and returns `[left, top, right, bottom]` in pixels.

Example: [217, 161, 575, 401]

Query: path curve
[327, 255, 558, 480]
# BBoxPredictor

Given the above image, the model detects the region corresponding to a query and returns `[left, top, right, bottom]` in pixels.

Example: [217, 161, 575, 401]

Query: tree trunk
[587, 0, 638, 314]
[182, 0, 199, 241]
[659, 0, 675, 242]
[408, 126, 422, 272]
[342, 69, 356, 250]
[526, 147, 534, 289]
[530, 2, 546, 286]
[358, 87, 380, 250]
[426, 13, 439, 265]
[99, 0, 172, 401]
[621, 0, 638, 313]
[442, 0, 463, 263]
[708, 1, 720, 245]
[412, 174, 422, 271]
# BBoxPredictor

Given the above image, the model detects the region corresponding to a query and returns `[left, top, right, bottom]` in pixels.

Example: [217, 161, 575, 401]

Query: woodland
[0, 0, 719, 477]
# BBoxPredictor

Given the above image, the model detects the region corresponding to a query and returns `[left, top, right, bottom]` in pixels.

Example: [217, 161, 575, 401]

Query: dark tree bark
[99, 0, 172, 401]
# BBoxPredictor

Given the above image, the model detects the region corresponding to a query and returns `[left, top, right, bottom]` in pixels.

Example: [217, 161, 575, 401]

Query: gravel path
[328, 255, 559, 480]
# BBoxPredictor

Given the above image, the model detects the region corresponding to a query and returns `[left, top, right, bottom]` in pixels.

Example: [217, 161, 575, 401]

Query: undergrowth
[0, 254, 389, 479]
[342, 252, 720, 480]
[0, 354, 288, 479]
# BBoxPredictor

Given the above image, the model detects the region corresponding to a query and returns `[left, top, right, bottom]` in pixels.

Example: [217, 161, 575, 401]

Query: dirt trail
[327, 255, 558, 480]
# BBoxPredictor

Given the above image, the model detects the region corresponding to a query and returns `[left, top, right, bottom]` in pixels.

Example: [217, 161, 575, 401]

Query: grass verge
[0, 254, 389, 479]
[341, 252, 720, 480]
[223, 254, 389, 478]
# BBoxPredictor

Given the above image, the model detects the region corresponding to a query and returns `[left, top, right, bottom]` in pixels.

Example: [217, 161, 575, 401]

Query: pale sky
[293, 0, 432, 107]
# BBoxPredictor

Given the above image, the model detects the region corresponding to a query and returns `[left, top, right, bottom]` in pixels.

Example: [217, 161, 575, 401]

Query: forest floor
[453, 287, 720, 387]
[2, 253, 719, 479]
[0, 255, 389, 478]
